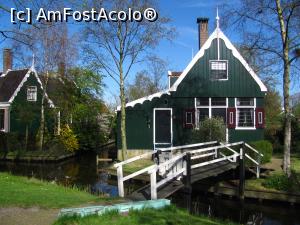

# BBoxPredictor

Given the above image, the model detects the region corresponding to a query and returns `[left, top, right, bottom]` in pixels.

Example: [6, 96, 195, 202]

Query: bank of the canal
[0, 172, 235, 225]
[0, 151, 300, 225]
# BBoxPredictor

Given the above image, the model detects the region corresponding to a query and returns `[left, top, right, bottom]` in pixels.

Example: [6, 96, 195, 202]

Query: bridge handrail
[245, 143, 264, 157]
[188, 141, 244, 155]
[155, 141, 218, 152]
[114, 151, 156, 168]
[191, 152, 239, 169]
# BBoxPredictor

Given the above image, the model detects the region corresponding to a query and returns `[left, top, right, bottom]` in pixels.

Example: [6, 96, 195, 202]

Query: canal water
[0, 151, 299, 225]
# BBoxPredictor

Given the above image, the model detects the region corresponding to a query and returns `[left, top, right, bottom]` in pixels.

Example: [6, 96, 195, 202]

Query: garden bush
[249, 140, 273, 164]
[263, 171, 300, 192]
[59, 125, 79, 152]
[190, 117, 226, 143]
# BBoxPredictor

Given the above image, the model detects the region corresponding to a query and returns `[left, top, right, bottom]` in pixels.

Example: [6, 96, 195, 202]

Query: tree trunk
[25, 124, 28, 151]
[120, 72, 127, 161]
[38, 95, 45, 151]
[283, 60, 291, 177]
[276, 0, 291, 177]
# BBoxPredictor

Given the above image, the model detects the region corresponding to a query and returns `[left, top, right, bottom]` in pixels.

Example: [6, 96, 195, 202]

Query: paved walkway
[0, 207, 59, 225]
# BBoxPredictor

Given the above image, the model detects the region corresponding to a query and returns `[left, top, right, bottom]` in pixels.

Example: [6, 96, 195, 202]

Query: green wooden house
[0, 49, 55, 135]
[117, 16, 267, 157]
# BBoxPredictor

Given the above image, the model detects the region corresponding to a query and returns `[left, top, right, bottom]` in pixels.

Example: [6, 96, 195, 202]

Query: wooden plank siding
[117, 37, 265, 151]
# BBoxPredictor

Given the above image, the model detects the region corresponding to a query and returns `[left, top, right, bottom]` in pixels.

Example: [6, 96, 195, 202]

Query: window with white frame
[186, 111, 193, 125]
[195, 97, 227, 128]
[0, 109, 4, 130]
[258, 112, 263, 124]
[27, 86, 37, 101]
[210, 60, 228, 80]
[236, 98, 255, 128]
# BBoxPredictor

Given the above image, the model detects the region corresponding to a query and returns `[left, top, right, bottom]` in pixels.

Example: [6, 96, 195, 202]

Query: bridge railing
[114, 141, 263, 199]
[244, 143, 264, 178]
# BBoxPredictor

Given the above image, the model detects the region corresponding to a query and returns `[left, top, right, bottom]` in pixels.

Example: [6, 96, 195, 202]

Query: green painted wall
[117, 37, 266, 150]
[9, 73, 54, 136]
[174, 39, 264, 98]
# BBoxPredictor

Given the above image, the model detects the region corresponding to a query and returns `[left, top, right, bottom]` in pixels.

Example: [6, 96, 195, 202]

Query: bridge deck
[128, 160, 238, 201]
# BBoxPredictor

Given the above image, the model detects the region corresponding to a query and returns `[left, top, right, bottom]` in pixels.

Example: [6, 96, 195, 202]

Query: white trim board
[8, 66, 55, 108]
[117, 90, 170, 111]
[170, 28, 267, 92]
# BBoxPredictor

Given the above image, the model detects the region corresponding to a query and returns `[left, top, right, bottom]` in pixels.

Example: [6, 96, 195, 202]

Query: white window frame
[195, 97, 228, 141]
[229, 111, 234, 125]
[153, 108, 173, 147]
[258, 111, 263, 125]
[195, 98, 228, 123]
[235, 98, 256, 130]
[185, 111, 193, 125]
[0, 108, 5, 132]
[0, 106, 10, 133]
[27, 86, 37, 102]
[209, 60, 228, 81]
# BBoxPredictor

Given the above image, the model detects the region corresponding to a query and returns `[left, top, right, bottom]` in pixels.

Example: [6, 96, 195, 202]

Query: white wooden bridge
[114, 141, 263, 200]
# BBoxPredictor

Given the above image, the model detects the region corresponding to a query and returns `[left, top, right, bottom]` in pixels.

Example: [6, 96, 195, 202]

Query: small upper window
[210, 60, 228, 80]
[236, 98, 254, 106]
[196, 98, 209, 106]
[211, 97, 227, 106]
[27, 86, 37, 102]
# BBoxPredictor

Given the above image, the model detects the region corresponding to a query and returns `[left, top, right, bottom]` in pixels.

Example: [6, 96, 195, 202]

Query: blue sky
[1, 0, 285, 104]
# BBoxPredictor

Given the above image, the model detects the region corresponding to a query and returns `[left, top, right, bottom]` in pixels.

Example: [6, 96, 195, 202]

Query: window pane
[210, 61, 227, 80]
[27, 86, 37, 101]
[212, 108, 226, 123]
[211, 97, 226, 106]
[237, 98, 254, 106]
[237, 108, 254, 127]
[196, 98, 209, 106]
[0, 109, 4, 130]
[197, 108, 209, 122]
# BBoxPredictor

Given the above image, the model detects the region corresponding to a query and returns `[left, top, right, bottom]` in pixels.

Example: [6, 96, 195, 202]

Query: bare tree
[224, 0, 300, 176]
[83, 0, 173, 160]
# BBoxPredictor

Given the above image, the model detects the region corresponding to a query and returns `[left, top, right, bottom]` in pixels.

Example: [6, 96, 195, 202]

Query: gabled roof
[0, 67, 55, 107]
[0, 69, 29, 102]
[170, 28, 268, 92]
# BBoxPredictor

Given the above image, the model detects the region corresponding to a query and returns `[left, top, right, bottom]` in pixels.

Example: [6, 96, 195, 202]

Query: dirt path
[262, 157, 283, 171]
[0, 207, 59, 225]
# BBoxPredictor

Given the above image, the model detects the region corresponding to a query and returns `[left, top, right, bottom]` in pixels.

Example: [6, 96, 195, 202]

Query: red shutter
[227, 108, 236, 129]
[256, 108, 265, 128]
[183, 108, 195, 129]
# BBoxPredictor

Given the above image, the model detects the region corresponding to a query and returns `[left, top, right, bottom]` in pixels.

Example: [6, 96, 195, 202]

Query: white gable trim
[8, 66, 55, 108]
[170, 28, 267, 92]
[116, 90, 170, 111]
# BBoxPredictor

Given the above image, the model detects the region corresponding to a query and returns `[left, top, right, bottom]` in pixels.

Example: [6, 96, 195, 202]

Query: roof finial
[31, 53, 35, 69]
[216, 6, 220, 29]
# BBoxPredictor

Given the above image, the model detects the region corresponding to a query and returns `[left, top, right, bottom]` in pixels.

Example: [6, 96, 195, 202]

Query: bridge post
[239, 143, 245, 200]
[117, 166, 124, 197]
[184, 152, 192, 212]
[150, 169, 157, 200]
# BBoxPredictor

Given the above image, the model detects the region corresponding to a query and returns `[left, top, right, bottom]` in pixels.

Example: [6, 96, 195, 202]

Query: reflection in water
[0, 152, 300, 225]
[171, 191, 300, 225]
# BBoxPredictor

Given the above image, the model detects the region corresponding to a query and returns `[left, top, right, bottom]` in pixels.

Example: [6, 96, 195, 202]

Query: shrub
[59, 125, 79, 152]
[0, 132, 24, 152]
[190, 117, 226, 143]
[263, 171, 300, 192]
[249, 140, 273, 164]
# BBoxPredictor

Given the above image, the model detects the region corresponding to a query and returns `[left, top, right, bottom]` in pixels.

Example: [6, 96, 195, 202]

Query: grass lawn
[246, 153, 300, 192]
[0, 172, 115, 208]
[123, 159, 154, 174]
[54, 205, 236, 225]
